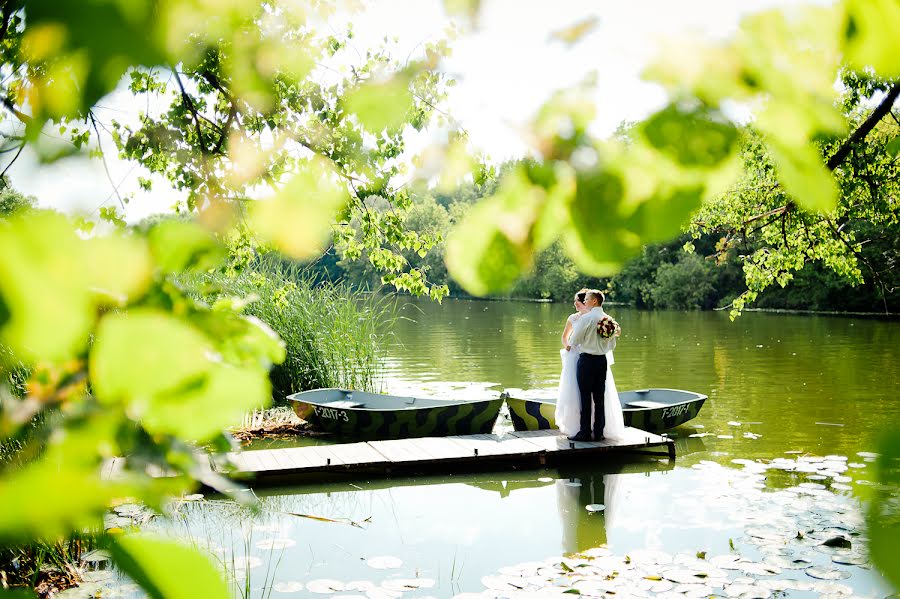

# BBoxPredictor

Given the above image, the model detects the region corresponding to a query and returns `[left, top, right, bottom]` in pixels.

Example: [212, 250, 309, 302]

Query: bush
[650, 252, 718, 310]
[187, 258, 392, 403]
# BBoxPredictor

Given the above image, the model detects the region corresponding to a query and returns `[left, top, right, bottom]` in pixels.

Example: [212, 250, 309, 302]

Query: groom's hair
[585, 289, 605, 306]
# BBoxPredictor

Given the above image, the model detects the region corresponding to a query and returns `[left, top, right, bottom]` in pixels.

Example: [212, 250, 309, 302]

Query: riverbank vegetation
[185, 258, 392, 403]
[314, 86, 900, 315]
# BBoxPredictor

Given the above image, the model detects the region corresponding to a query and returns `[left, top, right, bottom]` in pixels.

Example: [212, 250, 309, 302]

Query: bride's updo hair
[574, 289, 588, 304]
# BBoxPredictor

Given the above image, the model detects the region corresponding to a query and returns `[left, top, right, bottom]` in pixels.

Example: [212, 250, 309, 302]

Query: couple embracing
[555, 289, 626, 442]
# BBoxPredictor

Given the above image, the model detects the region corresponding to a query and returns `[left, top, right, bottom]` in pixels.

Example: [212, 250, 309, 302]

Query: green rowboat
[504, 388, 707, 434]
[288, 388, 503, 440]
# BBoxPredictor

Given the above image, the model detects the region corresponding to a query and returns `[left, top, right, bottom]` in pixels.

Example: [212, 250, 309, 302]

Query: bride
[554, 289, 627, 441]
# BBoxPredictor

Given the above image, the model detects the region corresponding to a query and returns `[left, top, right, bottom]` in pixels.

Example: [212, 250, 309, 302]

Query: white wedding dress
[555, 312, 627, 441]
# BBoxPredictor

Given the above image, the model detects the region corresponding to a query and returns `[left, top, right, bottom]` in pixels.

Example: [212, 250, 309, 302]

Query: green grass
[187, 257, 393, 404]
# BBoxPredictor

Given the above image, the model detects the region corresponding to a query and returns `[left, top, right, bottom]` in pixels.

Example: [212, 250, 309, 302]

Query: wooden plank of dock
[214, 427, 675, 485]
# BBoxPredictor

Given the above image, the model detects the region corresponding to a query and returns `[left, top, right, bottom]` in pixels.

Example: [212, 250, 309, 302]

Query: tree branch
[0, 141, 24, 180]
[827, 82, 900, 171]
[172, 69, 208, 155]
[1, 96, 30, 124]
[89, 112, 126, 211]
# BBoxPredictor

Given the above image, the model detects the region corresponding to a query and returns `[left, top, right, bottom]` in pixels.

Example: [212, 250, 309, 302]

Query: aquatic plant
[185, 257, 394, 403]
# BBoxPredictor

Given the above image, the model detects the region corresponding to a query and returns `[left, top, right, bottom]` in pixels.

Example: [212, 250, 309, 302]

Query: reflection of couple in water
[556, 289, 626, 442]
[556, 473, 624, 553]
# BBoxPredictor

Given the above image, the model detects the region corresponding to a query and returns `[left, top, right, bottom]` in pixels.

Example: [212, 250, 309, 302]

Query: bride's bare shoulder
[567, 312, 581, 322]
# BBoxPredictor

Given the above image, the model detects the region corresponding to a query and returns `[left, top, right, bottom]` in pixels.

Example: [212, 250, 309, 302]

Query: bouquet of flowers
[596, 315, 620, 339]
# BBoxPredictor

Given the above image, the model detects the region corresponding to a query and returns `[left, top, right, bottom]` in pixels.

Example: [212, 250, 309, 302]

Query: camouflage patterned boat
[288, 388, 503, 440]
[504, 388, 707, 434]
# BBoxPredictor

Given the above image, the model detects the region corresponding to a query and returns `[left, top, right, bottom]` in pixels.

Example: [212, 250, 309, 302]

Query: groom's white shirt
[569, 306, 617, 356]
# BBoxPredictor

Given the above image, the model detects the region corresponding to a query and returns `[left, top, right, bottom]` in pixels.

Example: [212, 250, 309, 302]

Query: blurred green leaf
[110, 534, 230, 599]
[445, 165, 573, 295]
[625, 185, 705, 243]
[641, 104, 739, 168]
[868, 426, 900, 590]
[885, 136, 900, 158]
[0, 211, 93, 361]
[550, 16, 600, 46]
[90, 309, 210, 408]
[140, 361, 268, 440]
[343, 74, 414, 132]
[445, 199, 531, 296]
[0, 413, 128, 543]
[250, 158, 349, 260]
[148, 220, 227, 273]
[443, 0, 480, 21]
[564, 168, 641, 275]
[769, 141, 838, 212]
[24, 0, 165, 123]
[843, 0, 900, 77]
[90, 309, 270, 440]
[191, 312, 286, 369]
[0, 589, 37, 598]
[85, 233, 154, 306]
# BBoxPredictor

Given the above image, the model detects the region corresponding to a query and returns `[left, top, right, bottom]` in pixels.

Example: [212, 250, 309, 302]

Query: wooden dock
[213, 427, 674, 486]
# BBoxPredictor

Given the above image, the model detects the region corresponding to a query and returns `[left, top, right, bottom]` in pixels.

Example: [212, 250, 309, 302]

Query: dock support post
[667, 441, 676, 461]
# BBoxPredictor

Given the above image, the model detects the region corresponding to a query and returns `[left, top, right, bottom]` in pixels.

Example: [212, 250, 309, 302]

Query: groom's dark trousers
[576, 353, 607, 438]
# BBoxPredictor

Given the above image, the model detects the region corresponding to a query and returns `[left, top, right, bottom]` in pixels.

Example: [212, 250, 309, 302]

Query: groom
[566, 290, 616, 441]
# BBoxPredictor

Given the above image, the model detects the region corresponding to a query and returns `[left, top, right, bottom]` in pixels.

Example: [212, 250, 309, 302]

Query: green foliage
[0, 210, 283, 592]
[110, 534, 230, 599]
[691, 74, 900, 318]
[0, 188, 36, 218]
[867, 428, 900, 588]
[649, 253, 718, 310]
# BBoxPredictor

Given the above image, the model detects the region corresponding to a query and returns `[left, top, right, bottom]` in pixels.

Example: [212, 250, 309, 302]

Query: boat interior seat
[327, 400, 364, 409]
[625, 400, 670, 409]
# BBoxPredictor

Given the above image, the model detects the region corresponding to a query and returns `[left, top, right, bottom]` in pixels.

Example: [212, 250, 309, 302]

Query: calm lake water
[127, 299, 899, 598]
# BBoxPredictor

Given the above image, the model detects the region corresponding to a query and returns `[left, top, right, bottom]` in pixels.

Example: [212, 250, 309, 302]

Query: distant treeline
[306, 169, 897, 313]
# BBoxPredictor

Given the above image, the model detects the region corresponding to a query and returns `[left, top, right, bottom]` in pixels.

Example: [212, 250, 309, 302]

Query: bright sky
[6, 0, 831, 222]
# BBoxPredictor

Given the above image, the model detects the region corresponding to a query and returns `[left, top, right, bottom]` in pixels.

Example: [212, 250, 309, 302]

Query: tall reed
[187, 258, 393, 404]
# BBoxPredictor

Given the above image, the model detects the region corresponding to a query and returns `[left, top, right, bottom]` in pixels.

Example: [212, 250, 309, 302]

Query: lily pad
[799, 482, 827, 490]
[585, 504, 605, 513]
[710, 555, 744, 569]
[272, 581, 305, 592]
[806, 566, 851, 580]
[81, 570, 115, 583]
[649, 580, 674, 593]
[663, 569, 712, 584]
[723, 582, 771, 598]
[763, 555, 813, 570]
[831, 554, 869, 566]
[306, 579, 346, 593]
[809, 581, 853, 595]
[480, 574, 526, 591]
